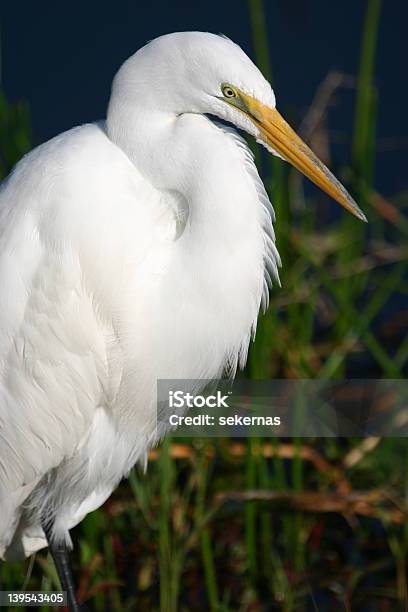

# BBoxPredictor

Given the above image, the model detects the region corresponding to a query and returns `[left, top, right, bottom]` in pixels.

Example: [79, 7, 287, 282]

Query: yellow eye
[221, 84, 237, 99]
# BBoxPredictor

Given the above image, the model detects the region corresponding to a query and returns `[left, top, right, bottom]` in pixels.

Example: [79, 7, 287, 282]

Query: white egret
[0, 32, 365, 609]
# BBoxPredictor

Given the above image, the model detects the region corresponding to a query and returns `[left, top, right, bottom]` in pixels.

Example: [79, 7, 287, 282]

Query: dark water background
[1, 0, 407, 197]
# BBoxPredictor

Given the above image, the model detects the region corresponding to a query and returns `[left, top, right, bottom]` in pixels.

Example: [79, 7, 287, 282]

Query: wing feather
[0, 122, 160, 554]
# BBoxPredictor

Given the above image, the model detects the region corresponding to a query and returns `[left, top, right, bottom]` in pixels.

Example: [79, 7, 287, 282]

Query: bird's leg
[41, 519, 84, 612]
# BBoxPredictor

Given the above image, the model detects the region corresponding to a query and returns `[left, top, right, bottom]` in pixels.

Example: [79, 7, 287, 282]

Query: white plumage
[0, 31, 364, 561]
[0, 32, 280, 558]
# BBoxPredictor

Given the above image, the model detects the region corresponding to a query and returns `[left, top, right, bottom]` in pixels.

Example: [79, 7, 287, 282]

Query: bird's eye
[221, 84, 237, 99]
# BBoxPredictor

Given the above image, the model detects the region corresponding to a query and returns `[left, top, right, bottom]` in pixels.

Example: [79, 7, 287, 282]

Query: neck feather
[107, 104, 281, 310]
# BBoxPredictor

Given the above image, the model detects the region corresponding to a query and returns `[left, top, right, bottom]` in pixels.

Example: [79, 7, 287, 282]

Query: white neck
[107, 101, 280, 373]
[107, 102, 267, 246]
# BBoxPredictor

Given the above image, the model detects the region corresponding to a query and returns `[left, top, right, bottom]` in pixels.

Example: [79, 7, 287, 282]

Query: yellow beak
[240, 93, 367, 222]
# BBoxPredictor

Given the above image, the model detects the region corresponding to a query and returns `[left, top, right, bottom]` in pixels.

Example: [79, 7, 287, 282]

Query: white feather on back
[0, 123, 164, 554]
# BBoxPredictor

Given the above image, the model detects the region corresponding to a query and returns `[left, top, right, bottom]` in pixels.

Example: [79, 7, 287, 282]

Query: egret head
[111, 32, 366, 221]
